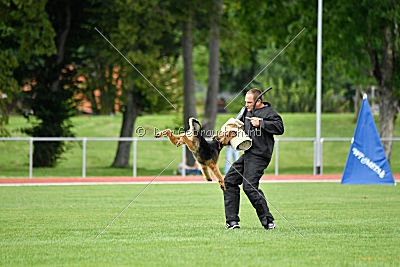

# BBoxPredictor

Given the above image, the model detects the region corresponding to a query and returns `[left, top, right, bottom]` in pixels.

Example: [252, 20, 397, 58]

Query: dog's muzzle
[221, 118, 252, 151]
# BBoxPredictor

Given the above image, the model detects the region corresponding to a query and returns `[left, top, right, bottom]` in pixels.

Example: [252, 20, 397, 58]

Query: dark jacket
[236, 103, 284, 159]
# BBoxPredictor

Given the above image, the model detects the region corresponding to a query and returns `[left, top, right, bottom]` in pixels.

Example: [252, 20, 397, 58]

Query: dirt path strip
[0, 174, 398, 186]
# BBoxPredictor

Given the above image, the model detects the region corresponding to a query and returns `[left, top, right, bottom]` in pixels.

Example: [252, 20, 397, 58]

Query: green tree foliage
[19, 0, 102, 167]
[324, 0, 399, 160]
[219, 0, 357, 114]
[221, 0, 398, 161]
[260, 78, 347, 113]
[0, 0, 56, 136]
[99, 0, 181, 167]
[219, 0, 262, 96]
[23, 68, 77, 166]
[78, 53, 121, 115]
[108, 0, 180, 113]
[75, 0, 120, 115]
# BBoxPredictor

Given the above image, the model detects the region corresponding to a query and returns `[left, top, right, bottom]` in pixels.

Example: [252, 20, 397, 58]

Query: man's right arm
[235, 107, 247, 122]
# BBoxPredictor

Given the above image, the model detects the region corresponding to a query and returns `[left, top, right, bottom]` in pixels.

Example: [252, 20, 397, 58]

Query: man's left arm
[259, 113, 284, 135]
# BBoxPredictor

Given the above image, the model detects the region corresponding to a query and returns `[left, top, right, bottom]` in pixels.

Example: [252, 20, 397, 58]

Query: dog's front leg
[154, 129, 170, 138]
[208, 162, 226, 191]
[176, 135, 196, 151]
[175, 135, 185, 147]
[154, 129, 182, 146]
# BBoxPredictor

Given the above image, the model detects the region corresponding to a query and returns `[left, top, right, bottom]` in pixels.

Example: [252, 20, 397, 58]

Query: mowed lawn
[0, 183, 399, 266]
[1, 113, 400, 177]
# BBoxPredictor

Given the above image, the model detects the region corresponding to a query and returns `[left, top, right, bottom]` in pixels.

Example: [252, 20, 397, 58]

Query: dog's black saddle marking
[196, 137, 221, 164]
[190, 118, 222, 164]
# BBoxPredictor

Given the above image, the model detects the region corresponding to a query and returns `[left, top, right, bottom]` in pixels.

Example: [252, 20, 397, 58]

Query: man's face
[245, 93, 255, 111]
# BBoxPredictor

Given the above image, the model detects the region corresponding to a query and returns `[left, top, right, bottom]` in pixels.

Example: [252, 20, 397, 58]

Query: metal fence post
[313, 140, 316, 175]
[133, 139, 137, 177]
[82, 138, 87, 178]
[320, 138, 324, 175]
[29, 138, 33, 179]
[182, 145, 186, 177]
[275, 139, 279, 176]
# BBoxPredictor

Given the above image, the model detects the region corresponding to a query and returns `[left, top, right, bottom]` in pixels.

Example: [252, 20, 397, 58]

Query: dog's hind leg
[200, 164, 213, 181]
[208, 162, 226, 191]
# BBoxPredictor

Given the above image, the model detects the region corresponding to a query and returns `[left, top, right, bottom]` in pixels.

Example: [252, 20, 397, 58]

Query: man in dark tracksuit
[224, 88, 284, 230]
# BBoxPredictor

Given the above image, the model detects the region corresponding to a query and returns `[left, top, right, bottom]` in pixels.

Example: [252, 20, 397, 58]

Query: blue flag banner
[341, 95, 395, 185]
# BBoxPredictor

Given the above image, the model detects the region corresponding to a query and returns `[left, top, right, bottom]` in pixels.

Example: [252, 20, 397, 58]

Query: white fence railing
[0, 137, 399, 178]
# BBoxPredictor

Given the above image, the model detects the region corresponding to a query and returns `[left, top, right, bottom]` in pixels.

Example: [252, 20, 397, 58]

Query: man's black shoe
[264, 221, 275, 230]
[225, 221, 240, 229]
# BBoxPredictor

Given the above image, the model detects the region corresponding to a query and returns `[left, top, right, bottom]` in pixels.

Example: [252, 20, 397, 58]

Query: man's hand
[249, 117, 260, 127]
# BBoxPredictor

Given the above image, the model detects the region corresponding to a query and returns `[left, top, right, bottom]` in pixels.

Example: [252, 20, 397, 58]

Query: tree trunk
[90, 89, 99, 114]
[112, 88, 141, 167]
[377, 86, 397, 162]
[353, 86, 363, 122]
[50, 2, 71, 92]
[100, 65, 116, 115]
[367, 26, 397, 162]
[182, 16, 197, 166]
[202, 0, 222, 134]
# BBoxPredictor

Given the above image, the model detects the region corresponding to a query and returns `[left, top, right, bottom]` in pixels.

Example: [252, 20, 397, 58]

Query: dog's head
[213, 130, 237, 146]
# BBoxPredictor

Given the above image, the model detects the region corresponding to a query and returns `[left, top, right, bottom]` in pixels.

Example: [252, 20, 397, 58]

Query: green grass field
[1, 183, 399, 266]
[1, 113, 399, 178]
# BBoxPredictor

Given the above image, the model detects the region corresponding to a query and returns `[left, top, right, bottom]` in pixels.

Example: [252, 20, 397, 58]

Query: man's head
[245, 88, 264, 112]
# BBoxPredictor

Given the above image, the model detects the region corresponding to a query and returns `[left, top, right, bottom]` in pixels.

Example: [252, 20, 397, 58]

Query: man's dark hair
[247, 88, 262, 102]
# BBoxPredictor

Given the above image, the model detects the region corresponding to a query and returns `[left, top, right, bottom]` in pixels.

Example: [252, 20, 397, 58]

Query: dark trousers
[223, 154, 274, 226]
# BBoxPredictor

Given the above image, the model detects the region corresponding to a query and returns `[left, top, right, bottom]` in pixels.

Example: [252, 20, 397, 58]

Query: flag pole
[315, 0, 323, 175]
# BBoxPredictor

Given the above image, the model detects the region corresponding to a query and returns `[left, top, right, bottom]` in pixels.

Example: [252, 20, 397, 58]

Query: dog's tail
[189, 117, 202, 136]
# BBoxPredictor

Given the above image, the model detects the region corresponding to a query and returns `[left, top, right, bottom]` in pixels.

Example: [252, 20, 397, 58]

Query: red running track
[0, 174, 398, 185]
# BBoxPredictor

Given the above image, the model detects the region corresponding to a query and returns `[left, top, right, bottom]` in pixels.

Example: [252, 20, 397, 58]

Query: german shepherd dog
[154, 118, 237, 191]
